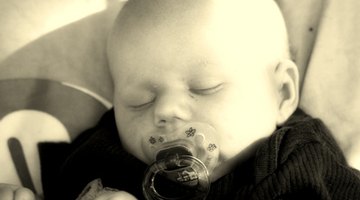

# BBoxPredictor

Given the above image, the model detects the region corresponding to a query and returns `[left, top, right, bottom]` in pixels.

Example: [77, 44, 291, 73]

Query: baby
[2, 0, 360, 199]
[106, 0, 296, 192]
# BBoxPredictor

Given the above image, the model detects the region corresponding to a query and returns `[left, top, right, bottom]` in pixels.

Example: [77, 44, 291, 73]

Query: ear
[274, 59, 299, 125]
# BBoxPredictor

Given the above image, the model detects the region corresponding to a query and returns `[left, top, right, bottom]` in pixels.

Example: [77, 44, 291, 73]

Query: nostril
[156, 119, 167, 127]
[153, 94, 192, 126]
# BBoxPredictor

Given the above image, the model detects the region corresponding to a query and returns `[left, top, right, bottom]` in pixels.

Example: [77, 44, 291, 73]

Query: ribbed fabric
[40, 109, 360, 200]
[249, 109, 360, 200]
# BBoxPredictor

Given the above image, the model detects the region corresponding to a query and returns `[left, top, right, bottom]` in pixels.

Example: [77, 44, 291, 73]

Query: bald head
[107, 1, 300, 177]
[107, 0, 290, 75]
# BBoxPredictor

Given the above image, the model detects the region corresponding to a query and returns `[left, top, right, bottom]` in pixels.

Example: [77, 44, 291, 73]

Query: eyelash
[128, 84, 223, 110]
[130, 98, 155, 110]
[190, 83, 224, 95]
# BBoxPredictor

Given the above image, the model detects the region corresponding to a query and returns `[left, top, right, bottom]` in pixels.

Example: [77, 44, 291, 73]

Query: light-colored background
[0, 0, 123, 101]
[0, 0, 359, 195]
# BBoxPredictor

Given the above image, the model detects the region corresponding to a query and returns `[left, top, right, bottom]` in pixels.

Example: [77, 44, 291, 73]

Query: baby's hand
[0, 183, 36, 200]
[93, 191, 137, 200]
[76, 179, 137, 200]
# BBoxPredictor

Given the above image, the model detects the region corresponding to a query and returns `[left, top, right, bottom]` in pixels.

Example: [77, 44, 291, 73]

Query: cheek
[114, 106, 153, 154]
[202, 86, 277, 159]
[114, 96, 152, 133]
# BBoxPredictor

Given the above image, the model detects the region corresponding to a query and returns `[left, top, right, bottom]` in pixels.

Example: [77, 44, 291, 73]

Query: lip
[155, 144, 193, 161]
[152, 139, 196, 161]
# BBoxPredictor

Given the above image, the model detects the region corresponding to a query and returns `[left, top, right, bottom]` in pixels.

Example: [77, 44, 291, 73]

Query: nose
[153, 93, 192, 129]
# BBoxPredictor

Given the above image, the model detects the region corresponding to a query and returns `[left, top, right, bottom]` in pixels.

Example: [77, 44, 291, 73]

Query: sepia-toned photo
[1, 0, 360, 199]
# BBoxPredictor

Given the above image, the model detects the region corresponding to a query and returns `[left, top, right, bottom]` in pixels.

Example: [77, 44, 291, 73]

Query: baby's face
[108, 0, 289, 181]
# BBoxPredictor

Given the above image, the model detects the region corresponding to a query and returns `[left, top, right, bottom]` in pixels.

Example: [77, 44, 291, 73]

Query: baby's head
[107, 0, 299, 181]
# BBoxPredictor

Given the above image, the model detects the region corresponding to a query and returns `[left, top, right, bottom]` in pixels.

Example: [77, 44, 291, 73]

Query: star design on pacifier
[185, 127, 196, 137]
[207, 143, 217, 152]
[158, 136, 164, 143]
[149, 136, 157, 144]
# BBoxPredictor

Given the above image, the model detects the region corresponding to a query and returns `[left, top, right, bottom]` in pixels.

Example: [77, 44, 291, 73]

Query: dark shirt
[39, 109, 360, 200]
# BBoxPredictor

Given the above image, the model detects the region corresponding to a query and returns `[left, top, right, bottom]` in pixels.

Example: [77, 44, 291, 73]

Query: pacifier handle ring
[142, 155, 210, 200]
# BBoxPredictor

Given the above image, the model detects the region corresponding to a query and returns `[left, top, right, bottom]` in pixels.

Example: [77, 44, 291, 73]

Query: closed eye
[190, 83, 224, 95]
[129, 99, 155, 110]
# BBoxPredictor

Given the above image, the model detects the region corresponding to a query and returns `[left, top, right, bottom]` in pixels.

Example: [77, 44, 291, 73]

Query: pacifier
[142, 123, 219, 200]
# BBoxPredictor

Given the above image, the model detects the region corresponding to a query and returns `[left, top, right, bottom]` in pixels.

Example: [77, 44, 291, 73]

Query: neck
[210, 137, 267, 182]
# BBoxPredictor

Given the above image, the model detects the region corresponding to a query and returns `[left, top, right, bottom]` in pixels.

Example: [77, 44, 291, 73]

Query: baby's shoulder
[271, 109, 346, 164]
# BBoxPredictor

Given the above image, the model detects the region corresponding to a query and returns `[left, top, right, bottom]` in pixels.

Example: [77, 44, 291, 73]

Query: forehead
[112, 1, 286, 45]
[108, 0, 287, 79]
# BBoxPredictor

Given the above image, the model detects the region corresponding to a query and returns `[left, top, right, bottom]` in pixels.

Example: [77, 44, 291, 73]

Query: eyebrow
[188, 58, 224, 75]
[190, 59, 212, 68]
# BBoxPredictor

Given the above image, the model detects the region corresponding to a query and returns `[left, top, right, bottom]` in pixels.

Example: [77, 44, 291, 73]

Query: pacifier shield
[143, 123, 219, 200]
